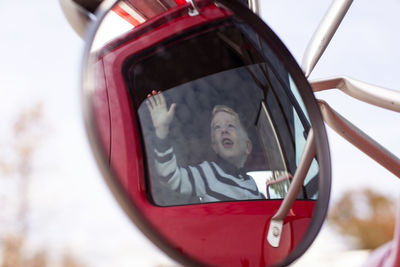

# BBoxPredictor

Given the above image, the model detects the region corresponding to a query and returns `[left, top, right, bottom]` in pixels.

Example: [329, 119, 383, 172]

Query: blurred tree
[2, 236, 23, 267]
[61, 252, 86, 267]
[329, 188, 396, 250]
[0, 103, 86, 267]
[13, 102, 44, 235]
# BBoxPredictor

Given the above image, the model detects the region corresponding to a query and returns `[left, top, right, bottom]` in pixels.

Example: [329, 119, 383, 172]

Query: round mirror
[82, 0, 331, 266]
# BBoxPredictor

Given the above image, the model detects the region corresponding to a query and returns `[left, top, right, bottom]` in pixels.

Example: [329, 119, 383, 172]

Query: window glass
[125, 20, 318, 205]
[290, 76, 319, 199]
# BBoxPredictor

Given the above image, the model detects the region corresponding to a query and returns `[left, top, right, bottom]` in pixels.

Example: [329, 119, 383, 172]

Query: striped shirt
[154, 142, 265, 204]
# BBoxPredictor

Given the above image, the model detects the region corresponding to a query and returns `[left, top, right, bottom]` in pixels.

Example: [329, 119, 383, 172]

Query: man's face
[211, 111, 252, 168]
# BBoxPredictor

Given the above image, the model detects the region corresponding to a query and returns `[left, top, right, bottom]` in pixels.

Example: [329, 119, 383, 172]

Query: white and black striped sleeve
[153, 138, 264, 202]
[154, 146, 195, 195]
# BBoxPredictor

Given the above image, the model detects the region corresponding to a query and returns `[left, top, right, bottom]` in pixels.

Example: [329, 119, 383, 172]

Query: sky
[0, 0, 399, 266]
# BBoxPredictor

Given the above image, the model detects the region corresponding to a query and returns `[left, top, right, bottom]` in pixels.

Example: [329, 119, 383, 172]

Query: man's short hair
[211, 105, 249, 142]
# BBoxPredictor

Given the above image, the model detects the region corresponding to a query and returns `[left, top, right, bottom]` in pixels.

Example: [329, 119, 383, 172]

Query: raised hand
[146, 90, 176, 139]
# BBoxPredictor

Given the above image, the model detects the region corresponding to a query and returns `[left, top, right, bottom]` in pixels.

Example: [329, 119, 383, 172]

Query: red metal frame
[91, 3, 316, 266]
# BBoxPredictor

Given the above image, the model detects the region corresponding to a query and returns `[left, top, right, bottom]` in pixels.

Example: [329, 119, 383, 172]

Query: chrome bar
[186, 0, 200, 16]
[248, 0, 260, 15]
[267, 129, 316, 247]
[301, 0, 353, 78]
[318, 100, 400, 178]
[311, 76, 400, 113]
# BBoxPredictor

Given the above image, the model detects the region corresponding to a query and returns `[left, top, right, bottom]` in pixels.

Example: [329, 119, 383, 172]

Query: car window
[123, 20, 318, 205]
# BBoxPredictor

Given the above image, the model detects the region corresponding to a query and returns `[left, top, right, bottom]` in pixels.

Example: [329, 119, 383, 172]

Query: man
[146, 90, 264, 203]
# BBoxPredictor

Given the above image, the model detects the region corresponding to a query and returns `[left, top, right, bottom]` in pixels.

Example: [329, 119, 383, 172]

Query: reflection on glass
[289, 75, 319, 200]
[123, 19, 319, 206]
[139, 65, 269, 205]
[144, 91, 265, 204]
